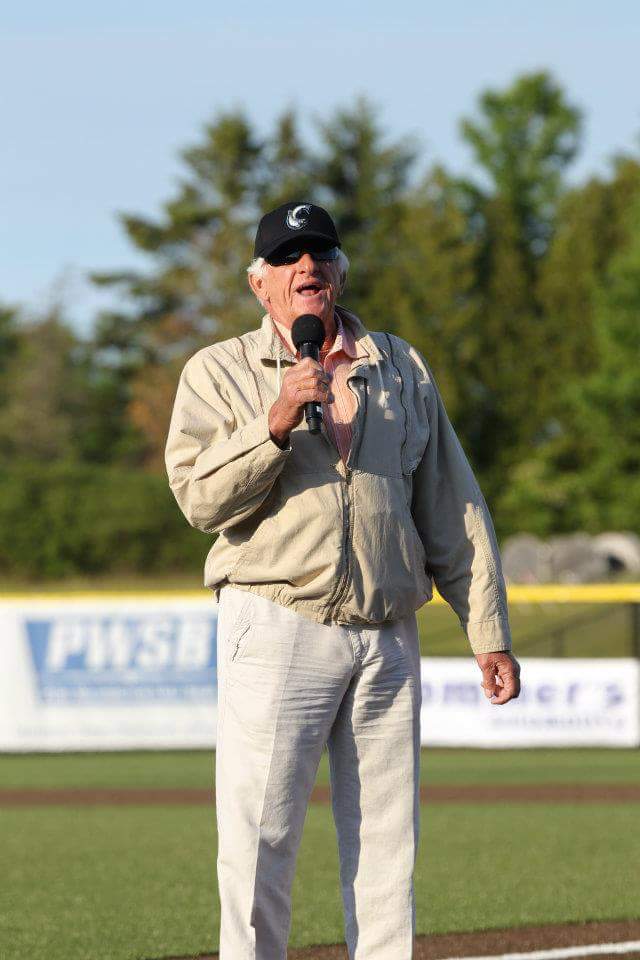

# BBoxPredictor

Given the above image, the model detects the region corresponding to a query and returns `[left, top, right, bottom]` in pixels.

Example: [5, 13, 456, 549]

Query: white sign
[419, 657, 640, 748]
[0, 599, 638, 750]
[0, 598, 219, 751]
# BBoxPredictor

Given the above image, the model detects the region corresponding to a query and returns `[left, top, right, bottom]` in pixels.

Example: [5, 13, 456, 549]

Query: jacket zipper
[329, 374, 367, 620]
[327, 468, 352, 619]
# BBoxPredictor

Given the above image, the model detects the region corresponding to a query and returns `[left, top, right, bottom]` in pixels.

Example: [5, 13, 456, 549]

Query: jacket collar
[257, 305, 383, 366]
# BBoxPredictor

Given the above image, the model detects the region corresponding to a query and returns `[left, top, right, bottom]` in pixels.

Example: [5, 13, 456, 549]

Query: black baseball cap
[253, 201, 341, 259]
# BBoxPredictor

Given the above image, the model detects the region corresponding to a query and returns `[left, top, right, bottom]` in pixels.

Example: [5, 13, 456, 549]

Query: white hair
[247, 248, 350, 299]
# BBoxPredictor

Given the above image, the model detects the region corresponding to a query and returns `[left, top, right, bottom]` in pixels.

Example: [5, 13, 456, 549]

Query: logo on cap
[286, 204, 312, 230]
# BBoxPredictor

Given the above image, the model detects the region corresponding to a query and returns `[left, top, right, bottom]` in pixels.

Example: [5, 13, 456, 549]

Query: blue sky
[2, 1, 640, 333]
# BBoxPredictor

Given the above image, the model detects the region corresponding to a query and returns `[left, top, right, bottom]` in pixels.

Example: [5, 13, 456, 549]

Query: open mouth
[296, 282, 324, 297]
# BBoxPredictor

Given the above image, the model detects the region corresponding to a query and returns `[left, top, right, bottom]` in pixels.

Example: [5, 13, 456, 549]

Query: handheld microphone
[291, 313, 326, 435]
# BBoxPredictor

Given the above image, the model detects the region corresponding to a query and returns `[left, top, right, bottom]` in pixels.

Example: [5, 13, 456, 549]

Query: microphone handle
[300, 341, 323, 435]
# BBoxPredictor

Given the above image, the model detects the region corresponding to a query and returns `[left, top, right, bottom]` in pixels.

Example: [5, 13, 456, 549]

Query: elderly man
[165, 201, 520, 960]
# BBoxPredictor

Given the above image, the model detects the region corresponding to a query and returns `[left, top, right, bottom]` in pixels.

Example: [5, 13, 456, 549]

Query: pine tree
[90, 111, 267, 468]
[313, 96, 418, 316]
[0, 304, 20, 408]
[454, 70, 583, 499]
[538, 154, 640, 379]
[0, 310, 83, 462]
[363, 164, 481, 430]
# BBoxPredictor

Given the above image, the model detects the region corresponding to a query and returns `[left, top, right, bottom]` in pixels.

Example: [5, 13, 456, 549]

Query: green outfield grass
[1, 747, 640, 790]
[1, 800, 639, 960]
[2, 751, 639, 960]
[419, 601, 636, 658]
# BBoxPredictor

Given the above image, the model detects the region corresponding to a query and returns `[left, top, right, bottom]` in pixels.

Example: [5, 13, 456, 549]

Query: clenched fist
[475, 651, 521, 705]
[268, 357, 333, 447]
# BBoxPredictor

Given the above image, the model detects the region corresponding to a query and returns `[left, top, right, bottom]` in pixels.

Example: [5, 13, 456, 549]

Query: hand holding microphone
[268, 314, 332, 446]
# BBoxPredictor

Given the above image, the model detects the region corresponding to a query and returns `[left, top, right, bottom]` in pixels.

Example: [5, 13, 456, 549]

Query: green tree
[362, 164, 482, 429]
[258, 109, 314, 211]
[91, 109, 316, 468]
[460, 70, 581, 260]
[0, 304, 137, 466]
[455, 71, 583, 499]
[499, 189, 640, 535]
[314, 96, 418, 317]
[93, 110, 263, 358]
[0, 310, 83, 462]
[538, 153, 640, 378]
[0, 304, 20, 409]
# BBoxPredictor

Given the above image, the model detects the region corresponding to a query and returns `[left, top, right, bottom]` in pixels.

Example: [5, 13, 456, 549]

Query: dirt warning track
[1, 783, 640, 806]
[148, 920, 640, 960]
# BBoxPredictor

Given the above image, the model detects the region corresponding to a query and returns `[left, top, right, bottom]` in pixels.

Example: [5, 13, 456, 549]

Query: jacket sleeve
[409, 353, 512, 655]
[165, 347, 292, 534]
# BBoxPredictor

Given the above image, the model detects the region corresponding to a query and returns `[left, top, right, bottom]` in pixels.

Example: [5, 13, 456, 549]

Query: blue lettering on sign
[26, 615, 218, 705]
[605, 683, 624, 708]
[418, 673, 628, 713]
[442, 682, 480, 705]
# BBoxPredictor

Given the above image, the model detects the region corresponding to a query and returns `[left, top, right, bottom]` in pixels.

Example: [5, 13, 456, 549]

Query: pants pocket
[228, 621, 252, 663]
[219, 588, 254, 666]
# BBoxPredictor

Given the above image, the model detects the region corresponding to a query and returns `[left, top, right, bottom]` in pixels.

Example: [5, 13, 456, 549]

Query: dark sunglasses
[265, 245, 340, 267]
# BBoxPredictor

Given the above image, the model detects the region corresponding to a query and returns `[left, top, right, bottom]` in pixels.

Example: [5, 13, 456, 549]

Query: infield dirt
[2, 783, 640, 806]
[154, 919, 640, 960]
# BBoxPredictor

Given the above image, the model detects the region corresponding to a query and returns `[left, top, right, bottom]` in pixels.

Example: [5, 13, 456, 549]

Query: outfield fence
[417, 583, 640, 659]
[485, 584, 640, 659]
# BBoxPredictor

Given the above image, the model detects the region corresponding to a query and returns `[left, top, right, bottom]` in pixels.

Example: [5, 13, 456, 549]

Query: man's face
[248, 249, 342, 330]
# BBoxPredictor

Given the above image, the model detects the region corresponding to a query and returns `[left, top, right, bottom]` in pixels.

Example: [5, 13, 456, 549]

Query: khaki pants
[215, 585, 422, 959]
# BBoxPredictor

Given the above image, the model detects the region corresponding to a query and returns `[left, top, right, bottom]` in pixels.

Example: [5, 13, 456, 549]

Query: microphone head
[291, 314, 325, 350]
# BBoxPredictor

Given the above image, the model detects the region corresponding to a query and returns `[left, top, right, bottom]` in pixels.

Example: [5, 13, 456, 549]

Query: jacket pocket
[400, 483, 431, 596]
[411, 522, 431, 597]
[232, 470, 344, 601]
[349, 473, 432, 621]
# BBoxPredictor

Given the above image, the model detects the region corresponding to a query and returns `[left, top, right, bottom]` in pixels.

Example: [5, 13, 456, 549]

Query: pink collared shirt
[270, 312, 365, 466]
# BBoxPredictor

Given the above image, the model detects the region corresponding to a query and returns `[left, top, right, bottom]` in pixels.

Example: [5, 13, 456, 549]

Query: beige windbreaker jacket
[165, 306, 512, 655]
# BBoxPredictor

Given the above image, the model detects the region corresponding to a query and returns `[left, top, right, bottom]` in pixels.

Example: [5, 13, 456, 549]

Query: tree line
[2, 70, 639, 578]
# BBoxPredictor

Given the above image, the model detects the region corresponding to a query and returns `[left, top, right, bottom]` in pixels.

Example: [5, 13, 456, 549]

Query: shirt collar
[325, 310, 359, 360]
[257, 305, 382, 365]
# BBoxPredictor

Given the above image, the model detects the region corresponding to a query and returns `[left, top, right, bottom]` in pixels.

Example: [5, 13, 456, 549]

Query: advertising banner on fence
[418, 656, 639, 747]
[0, 597, 219, 751]
[0, 598, 638, 750]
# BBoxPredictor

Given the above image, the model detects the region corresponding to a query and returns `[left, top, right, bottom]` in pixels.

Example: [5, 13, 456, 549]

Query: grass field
[1, 749, 639, 960]
[2, 581, 639, 956]
[2, 748, 640, 789]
